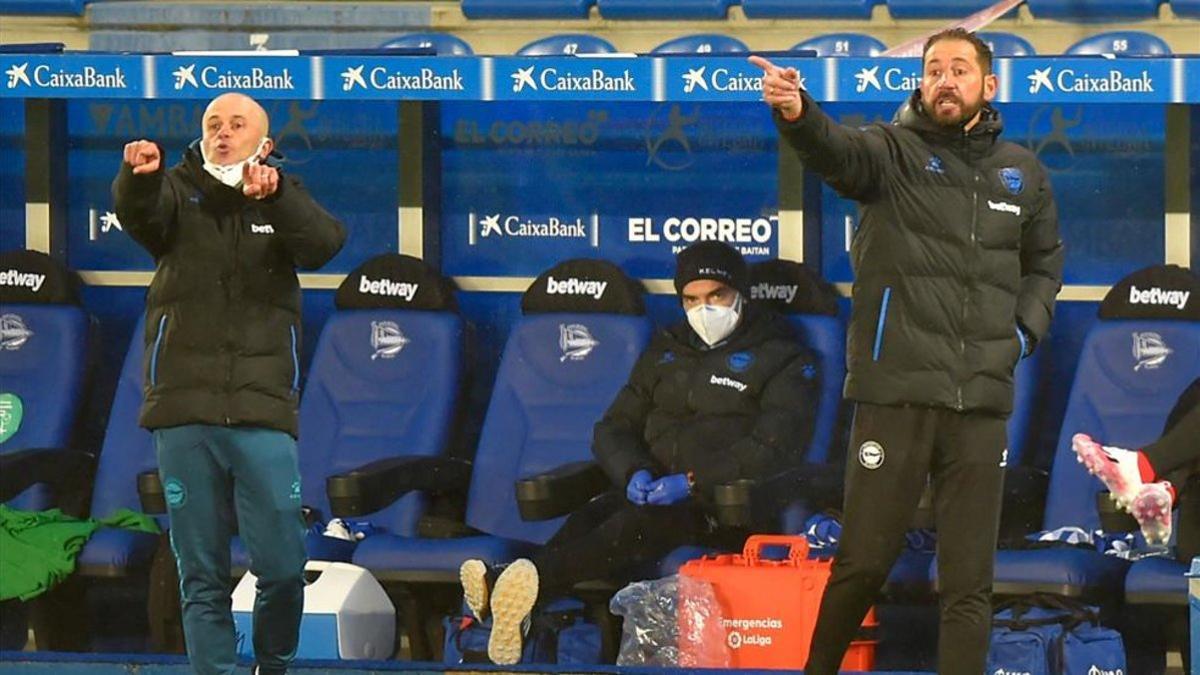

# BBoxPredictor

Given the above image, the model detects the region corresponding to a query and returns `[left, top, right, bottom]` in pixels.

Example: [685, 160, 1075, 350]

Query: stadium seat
[744, 0, 877, 19]
[977, 31, 1036, 56]
[229, 255, 465, 575]
[1031, 0, 1162, 21]
[335, 259, 652, 659]
[597, 0, 737, 20]
[651, 34, 749, 55]
[461, 0, 594, 19]
[0, 0, 88, 16]
[1172, 0, 1200, 17]
[1065, 31, 1172, 55]
[792, 33, 887, 57]
[966, 265, 1199, 602]
[0, 250, 91, 513]
[379, 32, 474, 55]
[887, 0, 1016, 18]
[516, 33, 617, 56]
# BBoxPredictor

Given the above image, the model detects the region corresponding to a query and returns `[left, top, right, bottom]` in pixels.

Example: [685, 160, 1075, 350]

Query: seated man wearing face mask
[459, 241, 820, 665]
[114, 92, 345, 675]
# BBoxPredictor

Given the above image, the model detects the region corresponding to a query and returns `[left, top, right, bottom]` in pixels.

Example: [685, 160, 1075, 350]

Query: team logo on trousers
[858, 441, 885, 469]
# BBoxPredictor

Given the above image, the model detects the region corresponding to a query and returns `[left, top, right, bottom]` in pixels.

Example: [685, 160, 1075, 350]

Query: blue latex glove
[626, 470, 653, 505]
[646, 473, 691, 506]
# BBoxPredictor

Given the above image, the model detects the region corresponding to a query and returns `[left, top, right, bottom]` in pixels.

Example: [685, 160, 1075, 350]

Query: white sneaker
[459, 558, 490, 621]
[1072, 433, 1144, 509]
[1131, 482, 1174, 546]
[487, 558, 539, 665]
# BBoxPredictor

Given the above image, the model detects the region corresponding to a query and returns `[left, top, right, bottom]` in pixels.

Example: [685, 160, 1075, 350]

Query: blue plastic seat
[651, 34, 749, 55]
[462, 0, 594, 19]
[230, 255, 464, 574]
[516, 34, 617, 56]
[1172, 0, 1200, 17]
[980, 265, 1199, 601]
[597, 0, 737, 19]
[0, 0, 88, 16]
[344, 259, 651, 659]
[1032, 0, 1162, 20]
[977, 31, 1037, 56]
[888, 0, 1014, 18]
[1065, 31, 1171, 55]
[379, 32, 474, 55]
[0, 250, 91, 512]
[792, 32, 887, 57]
[745, 0, 877, 18]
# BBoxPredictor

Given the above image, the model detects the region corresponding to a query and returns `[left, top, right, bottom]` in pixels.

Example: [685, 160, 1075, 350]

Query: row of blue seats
[2, 249, 1196, 665]
[386, 29, 1174, 57]
[461, 0, 1198, 20]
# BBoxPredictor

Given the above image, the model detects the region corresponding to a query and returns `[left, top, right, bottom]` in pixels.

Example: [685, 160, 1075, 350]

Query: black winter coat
[776, 91, 1064, 415]
[113, 143, 346, 437]
[593, 305, 820, 497]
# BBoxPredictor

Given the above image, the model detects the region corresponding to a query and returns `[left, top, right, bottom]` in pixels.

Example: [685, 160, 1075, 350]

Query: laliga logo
[1027, 67, 1154, 94]
[559, 323, 598, 362]
[370, 321, 409, 360]
[0, 314, 32, 351]
[1132, 332, 1171, 371]
[854, 66, 920, 93]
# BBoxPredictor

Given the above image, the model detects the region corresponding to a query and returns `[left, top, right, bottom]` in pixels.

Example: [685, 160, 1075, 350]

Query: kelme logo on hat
[0, 393, 22, 444]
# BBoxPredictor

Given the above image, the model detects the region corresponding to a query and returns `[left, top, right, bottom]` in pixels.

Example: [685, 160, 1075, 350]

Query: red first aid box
[679, 534, 876, 670]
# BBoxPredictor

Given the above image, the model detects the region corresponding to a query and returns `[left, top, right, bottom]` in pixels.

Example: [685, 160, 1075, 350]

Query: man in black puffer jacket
[114, 92, 345, 675]
[458, 241, 819, 665]
[753, 29, 1064, 675]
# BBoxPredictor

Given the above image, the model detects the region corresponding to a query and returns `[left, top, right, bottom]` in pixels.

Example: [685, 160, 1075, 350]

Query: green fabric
[0, 505, 160, 601]
[0, 392, 23, 444]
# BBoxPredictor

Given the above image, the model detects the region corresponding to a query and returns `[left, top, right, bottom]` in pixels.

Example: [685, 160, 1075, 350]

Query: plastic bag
[608, 574, 730, 667]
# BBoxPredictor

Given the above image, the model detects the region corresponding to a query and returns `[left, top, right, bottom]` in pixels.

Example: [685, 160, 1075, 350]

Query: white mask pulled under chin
[201, 137, 268, 189]
[687, 293, 742, 347]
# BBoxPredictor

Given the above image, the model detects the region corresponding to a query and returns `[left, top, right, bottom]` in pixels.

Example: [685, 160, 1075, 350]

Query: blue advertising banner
[1003, 58, 1176, 104]
[153, 55, 312, 100]
[830, 58, 921, 103]
[488, 57, 654, 102]
[659, 56, 827, 103]
[322, 56, 482, 101]
[2, 54, 146, 99]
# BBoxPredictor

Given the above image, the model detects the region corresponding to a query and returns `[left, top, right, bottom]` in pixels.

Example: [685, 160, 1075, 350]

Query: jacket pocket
[872, 287, 892, 362]
[149, 313, 168, 387]
[288, 324, 300, 393]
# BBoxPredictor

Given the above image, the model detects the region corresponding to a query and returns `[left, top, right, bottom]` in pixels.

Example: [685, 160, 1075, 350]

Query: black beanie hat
[673, 241, 748, 295]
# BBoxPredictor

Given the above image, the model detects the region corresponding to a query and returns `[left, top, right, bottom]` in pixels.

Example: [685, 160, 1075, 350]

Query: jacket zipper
[150, 314, 168, 386]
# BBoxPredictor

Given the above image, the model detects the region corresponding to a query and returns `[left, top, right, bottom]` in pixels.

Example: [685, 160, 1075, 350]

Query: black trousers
[531, 491, 744, 598]
[1144, 407, 1200, 563]
[806, 403, 1007, 675]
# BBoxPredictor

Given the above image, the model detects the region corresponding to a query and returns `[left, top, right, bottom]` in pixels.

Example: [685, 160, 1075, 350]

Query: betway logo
[0, 269, 46, 293]
[358, 277, 419, 301]
[1026, 67, 1154, 94]
[5, 63, 127, 89]
[987, 200, 1022, 216]
[855, 66, 920, 93]
[510, 66, 635, 93]
[340, 65, 464, 92]
[628, 216, 774, 245]
[173, 64, 295, 91]
[546, 276, 607, 300]
[710, 375, 748, 392]
[750, 283, 798, 304]
[250, 223, 274, 234]
[1087, 667, 1123, 675]
[1129, 285, 1190, 310]
[682, 66, 799, 94]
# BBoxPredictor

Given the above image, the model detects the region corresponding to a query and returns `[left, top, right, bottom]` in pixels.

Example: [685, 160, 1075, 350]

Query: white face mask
[201, 137, 268, 189]
[687, 293, 742, 347]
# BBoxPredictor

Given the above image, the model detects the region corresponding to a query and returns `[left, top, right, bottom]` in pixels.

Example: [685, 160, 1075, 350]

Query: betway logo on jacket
[710, 375, 748, 392]
[1026, 67, 1153, 95]
[358, 277, 419, 302]
[546, 276, 607, 300]
[1129, 285, 1190, 310]
[750, 283, 799, 304]
[509, 66, 636, 93]
[5, 62, 128, 90]
[340, 65, 464, 92]
[171, 63, 295, 91]
[0, 269, 46, 293]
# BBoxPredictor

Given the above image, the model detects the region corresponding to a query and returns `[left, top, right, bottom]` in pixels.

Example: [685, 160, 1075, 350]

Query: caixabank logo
[325, 57, 479, 100]
[666, 59, 819, 102]
[496, 58, 651, 101]
[840, 58, 923, 101]
[2, 56, 140, 97]
[1011, 60, 1172, 103]
[157, 57, 308, 99]
[468, 211, 600, 247]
